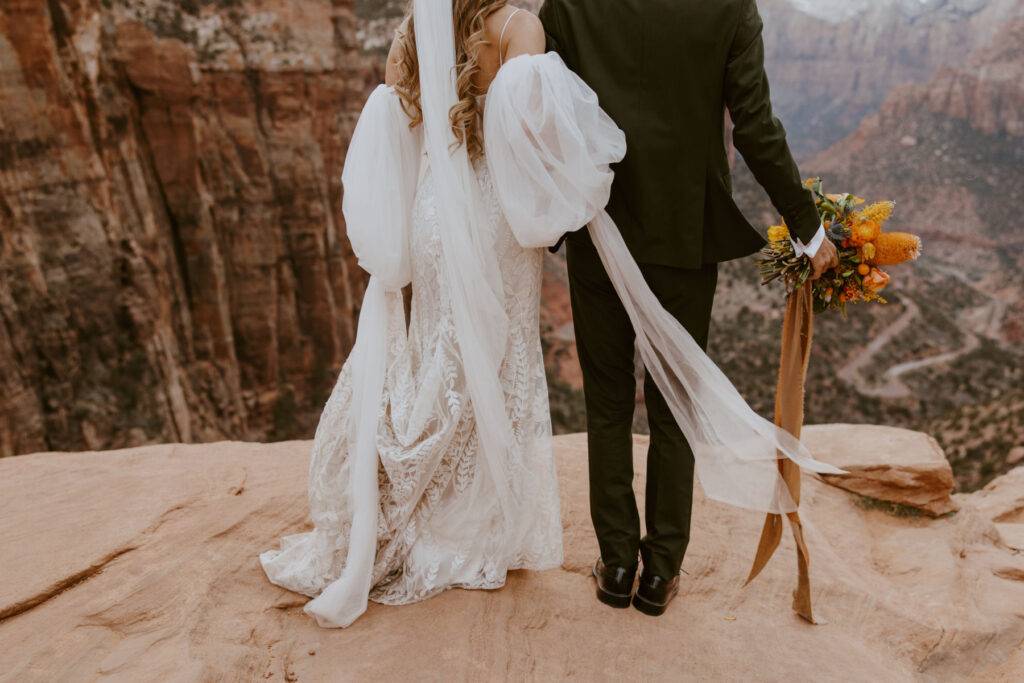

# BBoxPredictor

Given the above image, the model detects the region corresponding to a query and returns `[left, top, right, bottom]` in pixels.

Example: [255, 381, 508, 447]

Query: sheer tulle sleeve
[483, 53, 626, 248]
[301, 85, 420, 628]
[342, 84, 422, 289]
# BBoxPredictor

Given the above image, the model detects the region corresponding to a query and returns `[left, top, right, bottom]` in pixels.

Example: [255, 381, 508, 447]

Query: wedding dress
[259, 108, 563, 610]
[261, 0, 843, 629]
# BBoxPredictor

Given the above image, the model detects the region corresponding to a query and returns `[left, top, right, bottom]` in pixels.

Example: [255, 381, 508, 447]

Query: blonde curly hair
[392, 0, 508, 159]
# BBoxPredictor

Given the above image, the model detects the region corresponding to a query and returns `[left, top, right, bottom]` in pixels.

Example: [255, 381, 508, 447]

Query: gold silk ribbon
[745, 285, 817, 623]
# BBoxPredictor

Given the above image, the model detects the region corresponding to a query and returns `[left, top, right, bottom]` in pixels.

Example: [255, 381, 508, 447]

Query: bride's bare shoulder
[486, 6, 545, 60]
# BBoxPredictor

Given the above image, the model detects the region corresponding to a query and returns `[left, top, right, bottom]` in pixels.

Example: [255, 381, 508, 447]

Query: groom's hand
[808, 238, 839, 281]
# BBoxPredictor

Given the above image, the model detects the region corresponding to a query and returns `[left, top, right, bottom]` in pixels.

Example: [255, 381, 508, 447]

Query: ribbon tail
[744, 512, 783, 585]
[747, 286, 818, 622]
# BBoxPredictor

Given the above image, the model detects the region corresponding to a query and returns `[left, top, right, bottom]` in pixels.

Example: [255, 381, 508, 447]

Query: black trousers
[566, 233, 717, 579]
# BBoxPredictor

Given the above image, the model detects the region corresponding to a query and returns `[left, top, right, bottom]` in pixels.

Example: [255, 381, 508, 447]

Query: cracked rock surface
[1, 431, 1023, 680]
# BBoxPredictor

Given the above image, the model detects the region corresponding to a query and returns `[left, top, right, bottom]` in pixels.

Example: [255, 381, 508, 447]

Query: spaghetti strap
[498, 8, 522, 66]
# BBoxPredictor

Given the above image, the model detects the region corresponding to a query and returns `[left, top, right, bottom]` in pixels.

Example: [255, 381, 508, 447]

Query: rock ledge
[1, 428, 1022, 681]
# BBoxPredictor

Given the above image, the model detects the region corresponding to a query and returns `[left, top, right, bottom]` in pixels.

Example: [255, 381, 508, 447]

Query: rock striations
[1, 427, 1022, 680]
[0, 0, 373, 458]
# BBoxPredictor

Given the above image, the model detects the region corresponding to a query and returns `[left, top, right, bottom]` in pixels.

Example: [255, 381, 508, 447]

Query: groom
[538, 0, 838, 615]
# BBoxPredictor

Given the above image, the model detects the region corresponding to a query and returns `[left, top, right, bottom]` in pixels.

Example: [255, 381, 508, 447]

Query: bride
[260, 0, 841, 628]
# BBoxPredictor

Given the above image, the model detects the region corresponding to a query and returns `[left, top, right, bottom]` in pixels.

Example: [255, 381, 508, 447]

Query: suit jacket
[538, 0, 820, 268]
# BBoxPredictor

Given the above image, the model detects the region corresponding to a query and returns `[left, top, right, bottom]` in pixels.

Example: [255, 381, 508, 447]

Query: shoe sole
[631, 587, 678, 617]
[593, 565, 633, 609]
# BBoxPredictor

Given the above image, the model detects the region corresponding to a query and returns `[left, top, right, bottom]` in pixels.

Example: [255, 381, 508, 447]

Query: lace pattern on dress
[259, 157, 563, 606]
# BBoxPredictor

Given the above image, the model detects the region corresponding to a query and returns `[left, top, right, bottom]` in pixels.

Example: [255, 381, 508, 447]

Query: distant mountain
[761, 0, 1023, 157]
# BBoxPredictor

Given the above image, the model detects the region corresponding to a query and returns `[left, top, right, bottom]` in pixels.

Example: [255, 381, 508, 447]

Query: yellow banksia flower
[767, 224, 789, 242]
[859, 201, 894, 224]
[867, 232, 921, 266]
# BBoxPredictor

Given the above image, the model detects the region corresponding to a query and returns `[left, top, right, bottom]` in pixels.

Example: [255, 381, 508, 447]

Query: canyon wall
[801, 10, 1024, 489]
[0, 0, 375, 456]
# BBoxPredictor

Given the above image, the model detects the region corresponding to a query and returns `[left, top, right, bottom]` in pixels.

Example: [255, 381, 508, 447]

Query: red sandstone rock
[804, 424, 957, 516]
[0, 0, 370, 456]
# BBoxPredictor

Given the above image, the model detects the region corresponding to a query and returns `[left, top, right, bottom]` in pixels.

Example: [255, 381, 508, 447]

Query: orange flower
[849, 219, 881, 246]
[863, 268, 890, 291]
[857, 263, 871, 276]
[867, 232, 921, 266]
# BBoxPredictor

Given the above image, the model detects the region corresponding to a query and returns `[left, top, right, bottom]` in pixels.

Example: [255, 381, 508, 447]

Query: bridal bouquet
[756, 178, 922, 315]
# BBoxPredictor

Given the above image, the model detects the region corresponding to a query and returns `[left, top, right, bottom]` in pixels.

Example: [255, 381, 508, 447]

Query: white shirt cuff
[789, 224, 826, 258]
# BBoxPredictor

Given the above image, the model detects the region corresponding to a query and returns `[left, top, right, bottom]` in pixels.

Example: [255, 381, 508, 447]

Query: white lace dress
[259, 147, 563, 606]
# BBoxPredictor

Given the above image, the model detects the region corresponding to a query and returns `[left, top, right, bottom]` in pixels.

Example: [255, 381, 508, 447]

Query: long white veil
[411, 0, 521, 532]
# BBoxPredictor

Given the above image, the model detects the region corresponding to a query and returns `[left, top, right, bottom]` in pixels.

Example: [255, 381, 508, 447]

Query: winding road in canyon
[837, 263, 1009, 399]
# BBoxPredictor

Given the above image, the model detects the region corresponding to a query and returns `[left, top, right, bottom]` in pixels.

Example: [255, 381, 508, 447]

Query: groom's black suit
[539, 0, 820, 579]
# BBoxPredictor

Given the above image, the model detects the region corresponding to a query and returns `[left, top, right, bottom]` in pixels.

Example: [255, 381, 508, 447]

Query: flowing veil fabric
[410, 0, 523, 540]
[482, 53, 844, 515]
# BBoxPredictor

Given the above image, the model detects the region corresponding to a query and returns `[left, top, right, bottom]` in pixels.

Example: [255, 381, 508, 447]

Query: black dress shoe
[632, 570, 680, 616]
[592, 558, 637, 609]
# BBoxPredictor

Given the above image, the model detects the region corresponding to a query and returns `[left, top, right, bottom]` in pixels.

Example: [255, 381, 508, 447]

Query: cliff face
[0, 0, 375, 456]
[843, 16, 1024, 147]
[761, 0, 1024, 158]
